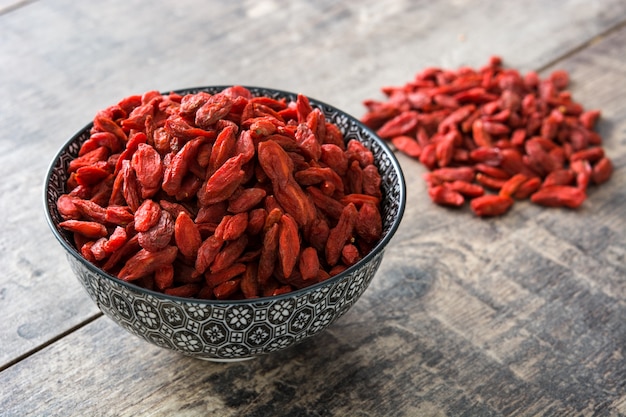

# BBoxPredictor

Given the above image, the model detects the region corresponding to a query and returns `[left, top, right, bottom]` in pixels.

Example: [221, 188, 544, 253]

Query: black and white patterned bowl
[44, 86, 406, 361]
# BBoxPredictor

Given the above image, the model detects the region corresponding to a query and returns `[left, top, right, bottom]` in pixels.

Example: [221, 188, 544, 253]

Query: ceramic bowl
[44, 86, 406, 361]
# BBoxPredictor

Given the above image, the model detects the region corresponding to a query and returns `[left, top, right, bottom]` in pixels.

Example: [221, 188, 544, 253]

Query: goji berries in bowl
[44, 86, 406, 361]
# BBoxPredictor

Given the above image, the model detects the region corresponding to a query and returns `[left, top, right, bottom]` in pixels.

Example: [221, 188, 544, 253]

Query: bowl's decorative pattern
[68, 251, 382, 360]
[45, 86, 405, 361]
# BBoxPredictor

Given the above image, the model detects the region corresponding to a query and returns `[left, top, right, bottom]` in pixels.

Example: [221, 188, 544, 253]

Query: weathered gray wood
[0, 0, 29, 14]
[1, 0, 625, 415]
[2, 0, 625, 367]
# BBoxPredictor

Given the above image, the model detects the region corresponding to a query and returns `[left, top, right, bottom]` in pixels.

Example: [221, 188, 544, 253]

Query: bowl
[44, 86, 406, 361]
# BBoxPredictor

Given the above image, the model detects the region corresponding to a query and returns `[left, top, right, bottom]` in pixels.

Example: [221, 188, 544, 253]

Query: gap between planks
[0, 312, 103, 373]
[0, 0, 37, 17]
[536, 17, 626, 73]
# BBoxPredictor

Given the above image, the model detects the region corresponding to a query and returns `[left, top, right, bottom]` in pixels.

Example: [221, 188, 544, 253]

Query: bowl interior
[44, 86, 406, 304]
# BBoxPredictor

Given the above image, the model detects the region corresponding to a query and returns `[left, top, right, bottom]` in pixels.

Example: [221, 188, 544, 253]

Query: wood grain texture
[0, 0, 625, 415]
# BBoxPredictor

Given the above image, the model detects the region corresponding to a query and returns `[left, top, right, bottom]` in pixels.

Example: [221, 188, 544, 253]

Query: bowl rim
[43, 85, 406, 305]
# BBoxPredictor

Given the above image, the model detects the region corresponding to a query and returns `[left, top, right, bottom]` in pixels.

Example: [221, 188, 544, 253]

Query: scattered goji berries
[57, 87, 384, 300]
[361, 56, 612, 217]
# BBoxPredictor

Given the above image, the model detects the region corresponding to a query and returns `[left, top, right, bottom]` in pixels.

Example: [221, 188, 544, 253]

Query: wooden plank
[2, 20, 626, 414]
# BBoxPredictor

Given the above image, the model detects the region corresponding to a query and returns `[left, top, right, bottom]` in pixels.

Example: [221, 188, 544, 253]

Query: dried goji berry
[155, 265, 174, 291]
[258, 140, 316, 228]
[470, 147, 502, 166]
[326, 203, 358, 266]
[570, 147, 604, 164]
[499, 174, 528, 198]
[195, 94, 233, 129]
[419, 143, 437, 170]
[278, 214, 300, 279]
[208, 124, 238, 175]
[115, 131, 147, 174]
[214, 212, 248, 241]
[205, 263, 246, 289]
[162, 137, 205, 196]
[227, 188, 266, 213]
[513, 177, 542, 199]
[59, 220, 108, 239]
[295, 167, 344, 195]
[174, 211, 202, 259]
[296, 123, 322, 161]
[580, 110, 601, 130]
[195, 235, 224, 275]
[199, 154, 246, 206]
[240, 263, 259, 299]
[93, 114, 127, 143]
[134, 199, 161, 232]
[73, 198, 107, 223]
[347, 140, 375, 168]
[340, 193, 380, 207]
[542, 169, 576, 188]
[592, 157, 613, 185]
[210, 235, 248, 274]
[346, 160, 364, 195]
[298, 247, 320, 281]
[341, 244, 361, 266]
[472, 119, 493, 148]
[258, 223, 279, 285]
[69, 146, 109, 173]
[138, 210, 174, 252]
[470, 195, 514, 217]
[213, 279, 242, 300]
[131, 144, 163, 199]
[570, 159, 593, 191]
[74, 163, 111, 187]
[307, 217, 330, 253]
[391, 136, 422, 158]
[475, 173, 506, 190]
[474, 163, 510, 180]
[446, 181, 485, 198]
[425, 167, 475, 184]
[530, 185, 586, 208]
[362, 164, 383, 200]
[121, 160, 142, 212]
[56, 195, 82, 220]
[428, 185, 465, 207]
[246, 208, 267, 236]
[165, 283, 201, 298]
[80, 132, 122, 156]
[118, 246, 178, 281]
[435, 131, 456, 167]
[377, 111, 419, 139]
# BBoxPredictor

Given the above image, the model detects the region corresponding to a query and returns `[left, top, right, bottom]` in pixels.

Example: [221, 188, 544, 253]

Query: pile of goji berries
[56, 86, 384, 300]
[361, 56, 613, 216]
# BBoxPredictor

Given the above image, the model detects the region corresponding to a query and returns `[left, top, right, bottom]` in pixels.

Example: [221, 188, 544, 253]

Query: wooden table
[1, 1, 625, 415]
